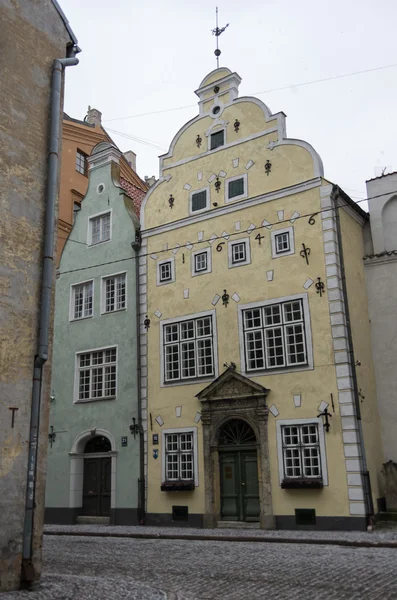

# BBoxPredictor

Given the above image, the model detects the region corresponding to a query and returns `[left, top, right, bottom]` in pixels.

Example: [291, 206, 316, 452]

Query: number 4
[255, 233, 264, 245]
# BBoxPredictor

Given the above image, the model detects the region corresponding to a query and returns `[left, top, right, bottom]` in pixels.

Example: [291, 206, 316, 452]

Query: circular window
[212, 106, 221, 115]
[97, 184, 105, 194]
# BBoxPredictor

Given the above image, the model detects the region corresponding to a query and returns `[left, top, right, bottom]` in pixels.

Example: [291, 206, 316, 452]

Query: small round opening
[212, 106, 221, 115]
[97, 184, 105, 194]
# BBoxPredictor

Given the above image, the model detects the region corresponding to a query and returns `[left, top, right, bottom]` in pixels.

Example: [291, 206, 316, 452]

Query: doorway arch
[69, 429, 116, 518]
[218, 419, 260, 522]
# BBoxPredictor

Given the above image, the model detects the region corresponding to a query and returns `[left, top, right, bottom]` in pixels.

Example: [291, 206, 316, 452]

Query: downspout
[22, 49, 79, 585]
[134, 232, 146, 524]
[332, 185, 374, 526]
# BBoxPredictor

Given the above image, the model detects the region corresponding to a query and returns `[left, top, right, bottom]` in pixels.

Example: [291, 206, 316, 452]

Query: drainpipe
[22, 49, 80, 585]
[332, 185, 374, 526]
[134, 233, 145, 524]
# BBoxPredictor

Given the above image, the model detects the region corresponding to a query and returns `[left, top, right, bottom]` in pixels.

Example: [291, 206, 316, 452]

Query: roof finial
[212, 6, 229, 68]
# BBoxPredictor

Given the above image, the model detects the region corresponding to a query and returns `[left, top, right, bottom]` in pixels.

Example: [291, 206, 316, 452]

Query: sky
[61, 0, 397, 205]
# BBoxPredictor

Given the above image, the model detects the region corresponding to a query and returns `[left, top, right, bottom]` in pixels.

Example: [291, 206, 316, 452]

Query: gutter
[332, 185, 374, 525]
[21, 48, 80, 586]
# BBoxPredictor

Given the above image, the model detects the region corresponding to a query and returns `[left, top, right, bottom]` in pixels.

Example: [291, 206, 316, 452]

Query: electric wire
[57, 190, 394, 277]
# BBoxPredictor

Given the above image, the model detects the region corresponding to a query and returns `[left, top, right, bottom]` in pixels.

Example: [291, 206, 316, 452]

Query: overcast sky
[61, 0, 397, 204]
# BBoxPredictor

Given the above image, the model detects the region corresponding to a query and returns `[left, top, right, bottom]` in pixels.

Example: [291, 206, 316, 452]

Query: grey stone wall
[0, 0, 72, 591]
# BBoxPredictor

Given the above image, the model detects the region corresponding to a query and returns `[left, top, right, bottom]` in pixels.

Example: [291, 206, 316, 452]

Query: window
[102, 273, 126, 313]
[210, 130, 224, 150]
[228, 237, 251, 268]
[241, 296, 311, 373]
[162, 313, 215, 383]
[89, 211, 111, 245]
[70, 281, 93, 320]
[192, 248, 211, 276]
[76, 149, 88, 176]
[225, 174, 248, 202]
[157, 258, 175, 286]
[162, 428, 199, 486]
[73, 201, 81, 224]
[271, 227, 295, 258]
[276, 418, 328, 486]
[76, 347, 117, 402]
[190, 188, 209, 214]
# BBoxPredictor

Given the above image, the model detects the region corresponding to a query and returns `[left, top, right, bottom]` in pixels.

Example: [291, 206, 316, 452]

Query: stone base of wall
[145, 513, 204, 528]
[275, 515, 367, 531]
[110, 509, 139, 526]
[45, 508, 139, 526]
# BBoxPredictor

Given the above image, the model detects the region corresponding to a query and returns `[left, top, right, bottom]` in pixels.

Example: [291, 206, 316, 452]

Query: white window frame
[76, 149, 88, 176]
[189, 186, 210, 215]
[208, 127, 226, 152]
[238, 293, 313, 376]
[69, 279, 94, 321]
[191, 247, 212, 277]
[276, 418, 328, 486]
[160, 309, 219, 387]
[271, 226, 295, 258]
[74, 344, 118, 404]
[225, 173, 248, 203]
[161, 427, 199, 486]
[228, 237, 251, 268]
[100, 271, 127, 314]
[87, 209, 112, 247]
[156, 257, 175, 286]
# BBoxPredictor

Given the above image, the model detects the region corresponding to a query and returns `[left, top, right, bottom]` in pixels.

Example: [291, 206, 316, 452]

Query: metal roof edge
[51, 0, 79, 46]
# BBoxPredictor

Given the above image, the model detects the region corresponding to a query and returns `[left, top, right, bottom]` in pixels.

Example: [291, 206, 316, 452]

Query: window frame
[161, 427, 199, 486]
[276, 418, 328, 486]
[76, 149, 88, 176]
[189, 186, 210, 215]
[191, 247, 212, 277]
[225, 173, 248, 203]
[228, 237, 251, 268]
[160, 310, 218, 387]
[209, 128, 225, 151]
[100, 271, 127, 314]
[271, 226, 295, 258]
[69, 279, 94, 322]
[238, 294, 313, 376]
[74, 345, 118, 404]
[156, 257, 176, 286]
[87, 209, 112, 247]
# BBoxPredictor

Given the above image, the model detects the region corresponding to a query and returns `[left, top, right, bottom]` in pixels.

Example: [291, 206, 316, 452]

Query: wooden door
[82, 457, 111, 516]
[220, 450, 260, 522]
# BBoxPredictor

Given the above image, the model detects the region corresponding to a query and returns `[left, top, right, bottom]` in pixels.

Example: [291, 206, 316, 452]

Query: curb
[44, 530, 397, 549]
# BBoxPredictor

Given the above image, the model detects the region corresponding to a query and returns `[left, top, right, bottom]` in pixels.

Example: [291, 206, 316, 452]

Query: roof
[120, 177, 147, 217]
[366, 171, 397, 183]
[333, 185, 369, 220]
[64, 113, 95, 128]
[51, 0, 79, 45]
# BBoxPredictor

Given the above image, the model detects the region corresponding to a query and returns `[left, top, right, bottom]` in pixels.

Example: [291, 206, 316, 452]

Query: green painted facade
[45, 143, 141, 524]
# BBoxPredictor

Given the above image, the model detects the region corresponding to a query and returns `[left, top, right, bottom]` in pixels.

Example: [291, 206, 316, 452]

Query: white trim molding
[161, 427, 199, 487]
[69, 278, 94, 322]
[271, 226, 295, 258]
[238, 293, 314, 376]
[276, 417, 328, 486]
[191, 247, 212, 277]
[228, 237, 251, 268]
[156, 257, 176, 286]
[100, 271, 127, 315]
[225, 173, 248, 203]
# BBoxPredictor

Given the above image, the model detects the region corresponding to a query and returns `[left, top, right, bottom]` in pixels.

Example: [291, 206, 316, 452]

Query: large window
[70, 281, 93, 320]
[165, 431, 194, 480]
[162, 314, 215, 383]
[241, 297, 309, 372]
[102, 273, 126, 313]
[89, 211, 111, 245]
[76, 149, 88, 176]
[76, 347, 117, 402]
[276, 419, 328, 487]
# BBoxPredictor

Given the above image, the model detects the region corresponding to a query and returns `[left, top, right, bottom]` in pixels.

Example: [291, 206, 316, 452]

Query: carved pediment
[196, 368, 269, 402]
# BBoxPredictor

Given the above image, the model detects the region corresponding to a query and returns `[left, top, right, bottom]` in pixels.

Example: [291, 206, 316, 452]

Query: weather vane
[211, 7, 229, 68]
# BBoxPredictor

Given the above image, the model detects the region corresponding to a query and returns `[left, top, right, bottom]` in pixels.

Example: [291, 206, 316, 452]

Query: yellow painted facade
[140, 68, 383, 529]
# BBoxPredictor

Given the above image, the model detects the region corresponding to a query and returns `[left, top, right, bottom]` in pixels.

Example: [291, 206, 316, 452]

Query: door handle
[241, 482, 246, 486]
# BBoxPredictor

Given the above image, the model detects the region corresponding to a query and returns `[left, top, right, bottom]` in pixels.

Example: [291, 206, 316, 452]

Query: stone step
[76, 516, 110, 525]
[217, 521, 260, 529]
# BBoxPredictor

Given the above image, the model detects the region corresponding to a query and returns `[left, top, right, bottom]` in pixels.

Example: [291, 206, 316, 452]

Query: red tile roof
[120, 177, 147, 216]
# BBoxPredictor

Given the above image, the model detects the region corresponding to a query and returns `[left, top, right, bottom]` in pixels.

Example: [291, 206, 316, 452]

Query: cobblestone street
[4, 534, 397, 599]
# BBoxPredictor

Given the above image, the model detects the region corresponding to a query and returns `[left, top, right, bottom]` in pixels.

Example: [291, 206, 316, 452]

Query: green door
[219, 419, 260, 522]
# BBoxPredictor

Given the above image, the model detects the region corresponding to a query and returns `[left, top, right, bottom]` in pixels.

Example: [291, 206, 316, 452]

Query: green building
[45, 142, 143, 525]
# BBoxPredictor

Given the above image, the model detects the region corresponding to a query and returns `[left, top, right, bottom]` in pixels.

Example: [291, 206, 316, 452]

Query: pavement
[43, 523, 397, 548]
[3, 534, 397, 599]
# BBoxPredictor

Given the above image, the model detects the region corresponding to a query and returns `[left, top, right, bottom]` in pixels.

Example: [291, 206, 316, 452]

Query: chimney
[123, 150, 137, 172]
[86, 105, 102, 127]
[144, 175, 157, 187]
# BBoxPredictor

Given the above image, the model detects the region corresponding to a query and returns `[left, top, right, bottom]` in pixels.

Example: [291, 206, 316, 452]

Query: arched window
[84, 436, 111, 453]
[382, 195, 397, 251]
[218, 419, 256, 446]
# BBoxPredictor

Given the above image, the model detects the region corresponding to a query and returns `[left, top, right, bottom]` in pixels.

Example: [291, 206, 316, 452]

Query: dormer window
[210, 130, 224, 150]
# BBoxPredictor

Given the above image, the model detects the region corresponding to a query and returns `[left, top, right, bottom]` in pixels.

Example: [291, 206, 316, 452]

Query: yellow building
[139, 68, 383, 530]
